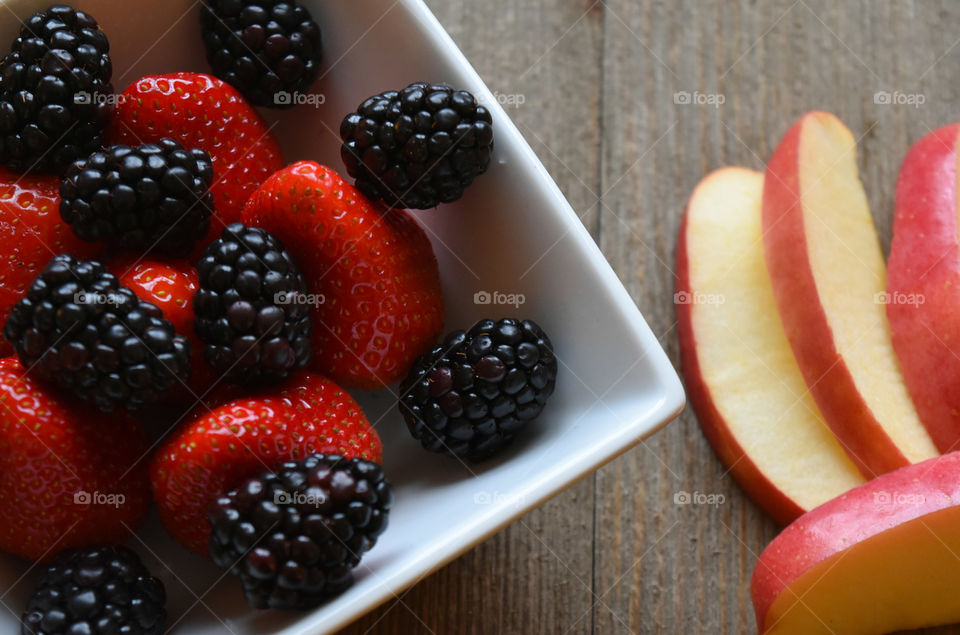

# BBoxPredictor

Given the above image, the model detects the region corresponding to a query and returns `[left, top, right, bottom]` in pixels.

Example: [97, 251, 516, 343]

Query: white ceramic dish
[0, 0, 685, 632]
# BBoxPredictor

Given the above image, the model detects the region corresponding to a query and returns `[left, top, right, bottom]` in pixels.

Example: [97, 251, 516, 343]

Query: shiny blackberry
[3, 255, 191, 412]
[209, 454, 393, 610]
[60, 139, 214, 258]
[0, 5, 113, 174]
[339, 82, 494, 209]
[200, 0, 322, 108]
[194, 223, 312, 384]
[20, 545, 166, 635]
[399, 318, 557, 461]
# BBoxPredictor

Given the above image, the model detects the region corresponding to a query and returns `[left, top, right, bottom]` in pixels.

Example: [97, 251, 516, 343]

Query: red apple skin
[888, 123, 960, 453]
[762, 112, 908, 477]
[751, 451, 960, 631]
[676, 190, 805, 527]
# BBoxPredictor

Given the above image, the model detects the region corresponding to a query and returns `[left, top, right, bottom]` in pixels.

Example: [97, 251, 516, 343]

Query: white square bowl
[0, 0, 685, 632]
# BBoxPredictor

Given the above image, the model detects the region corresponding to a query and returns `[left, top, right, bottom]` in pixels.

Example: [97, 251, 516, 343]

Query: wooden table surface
[338, 1, 960, 633]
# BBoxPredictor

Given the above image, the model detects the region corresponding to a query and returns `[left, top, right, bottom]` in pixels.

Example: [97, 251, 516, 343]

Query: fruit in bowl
[240, 161, 445, 389]
[106, 72, 285, 242]
[21, 545, 167, 635]
[0, 2, 571, 632]
[150, 371, 383, 556]
[0, 5, 113, 173]
[0, 356, 152, 561]
[0, 167, 100, 357]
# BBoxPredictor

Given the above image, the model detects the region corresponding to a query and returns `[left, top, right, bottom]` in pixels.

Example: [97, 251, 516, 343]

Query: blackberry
[209, 453, 393, 610]
[3, 255, 191, 412]
[339, 82, 494, 209]
[200, 0, 322, 108]
[60, 139, 214, 258]
[194, 223, 312, 384]
[0, 5, 113, 174]
[399, 318, 558, 461]
[21, 545, 166, 635]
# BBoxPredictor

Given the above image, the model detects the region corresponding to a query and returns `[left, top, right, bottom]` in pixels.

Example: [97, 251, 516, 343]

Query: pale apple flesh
[752, 452, 960, 634]
[677, 167, 863, 525]
[762, 111, 938, 476]
[887, 123, 960, 452]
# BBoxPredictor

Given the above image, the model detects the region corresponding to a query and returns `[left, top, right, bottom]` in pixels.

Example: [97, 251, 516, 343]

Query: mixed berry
[21, 546, 166, 635]
[0, 1, 557, 631]
[60, 139, 215, 257]
[3, 254, 192, 412]
[194, 222, 312, 383]
[400, 318, 558, 461]
[0, 5, 112, 173]
[340, 82, 495, 209]
[209, 454, 393, 609]
[200, 0, 323, 108]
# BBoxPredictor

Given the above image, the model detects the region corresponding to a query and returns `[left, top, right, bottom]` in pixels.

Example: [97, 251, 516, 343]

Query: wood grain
[339, 1, 960, 633]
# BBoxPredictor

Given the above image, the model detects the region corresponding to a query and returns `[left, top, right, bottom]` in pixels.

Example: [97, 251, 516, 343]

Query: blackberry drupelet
[0, 5, 113, 174]
[208, 453, 393, 610]
[194, 223, 312, 384]
[399, 318, 558, 461]
[339, 82, 494, 209]
[60, 139, 214, 258]
[3, 255, 191, 412]
[21, 545, 166, 635]
[200, 0, 322, 108]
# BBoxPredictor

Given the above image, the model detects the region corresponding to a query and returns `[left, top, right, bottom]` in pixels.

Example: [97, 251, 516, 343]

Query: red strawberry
[150, 372, 382, 555]
[110, 257, 197, 335]
[109, 257, 217, 400]
[0, 357, 152, 561]
[106, 72, 284, 246]
[242, 161, 444, 389]
[0, 168, 99, 356]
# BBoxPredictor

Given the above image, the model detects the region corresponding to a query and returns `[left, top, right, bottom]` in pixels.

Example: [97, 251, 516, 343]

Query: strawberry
[109, 257, 197, 336]
[106, 72, 284, 246]
[0, 357, 152, 561]
[0, 168, 99, 356]
[108, 257, 217, 400]
[242, 161, 445, 389]
[150, 371, 382, 555]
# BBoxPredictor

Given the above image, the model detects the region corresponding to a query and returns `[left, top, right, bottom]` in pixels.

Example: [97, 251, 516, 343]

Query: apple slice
[888, 124, 960, 452]
[677, 167, 863, 525]
[752, 451, 960, 634]
[762, 111, 938, 476]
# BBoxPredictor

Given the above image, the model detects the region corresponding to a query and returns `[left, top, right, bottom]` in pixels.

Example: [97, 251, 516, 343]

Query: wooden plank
[337, 0, 603, 632]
